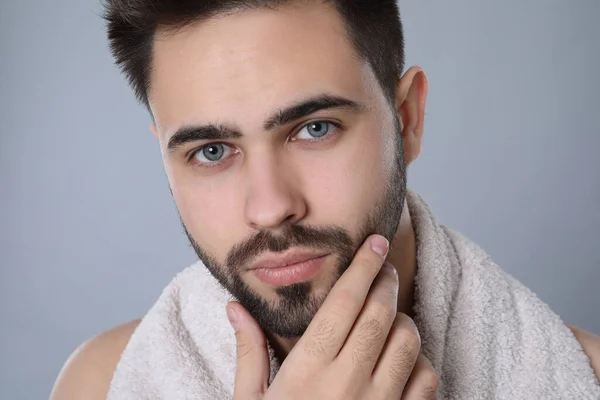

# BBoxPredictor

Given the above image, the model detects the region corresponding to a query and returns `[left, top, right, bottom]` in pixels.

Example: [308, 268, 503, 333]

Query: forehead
[149, 1, 380, 135]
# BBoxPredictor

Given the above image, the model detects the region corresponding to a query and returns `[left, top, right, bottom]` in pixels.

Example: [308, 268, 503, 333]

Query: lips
[248, 250, 328, 271]
[250, 253, 329, 286]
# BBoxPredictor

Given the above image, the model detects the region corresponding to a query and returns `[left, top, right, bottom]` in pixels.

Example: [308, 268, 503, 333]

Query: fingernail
[371, 235, 389, 257]
[226, 306, 240, 333]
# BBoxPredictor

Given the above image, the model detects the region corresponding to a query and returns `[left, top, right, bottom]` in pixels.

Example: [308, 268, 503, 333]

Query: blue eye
[296, 121, 332, 140]
[193, 143, 233, 164]
[307, 122, 329, 137]
[203, 144, 224, 161]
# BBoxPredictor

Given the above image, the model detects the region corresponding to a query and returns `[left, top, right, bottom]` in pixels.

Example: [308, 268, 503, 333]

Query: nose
[243, 152, 306, 231]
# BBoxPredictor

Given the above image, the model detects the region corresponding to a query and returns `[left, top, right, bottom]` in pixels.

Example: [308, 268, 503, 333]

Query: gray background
[1, 0, 599, 398]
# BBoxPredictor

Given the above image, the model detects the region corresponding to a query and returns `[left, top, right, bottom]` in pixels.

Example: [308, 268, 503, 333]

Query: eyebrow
[166, 94, 366, 152]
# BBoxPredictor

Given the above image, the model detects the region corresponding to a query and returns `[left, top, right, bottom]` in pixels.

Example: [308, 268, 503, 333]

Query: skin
[50, 1, 600, 398]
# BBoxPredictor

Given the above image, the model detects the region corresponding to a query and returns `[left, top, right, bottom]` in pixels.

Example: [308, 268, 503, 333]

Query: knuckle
[384, 322, 421, 381]
[314, 316, 337, 339]
[421, 369, 440, 396]
[349, 316, 391, 372]
[397, 327, 421, 357]
[304, 317, 338, 358]
[235, 337, 254, 360]
[422, 386, 439, 400]
[415, 368, 439, 399]
[387, 341, 416, 381]
[417, 355, 439, 397]
[350, 319, 385, 371]
[355, 317, 385, 351]
[368, 301, 396, 325]
[395, 314, 421, 349]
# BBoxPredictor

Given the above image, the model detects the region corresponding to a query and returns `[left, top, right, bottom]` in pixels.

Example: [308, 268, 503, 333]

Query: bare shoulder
[50, 319, 142, 400]
[568, 324, 600, 382]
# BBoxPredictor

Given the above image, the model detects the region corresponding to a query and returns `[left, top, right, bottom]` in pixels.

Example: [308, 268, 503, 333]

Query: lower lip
[251, 255, 328, 286]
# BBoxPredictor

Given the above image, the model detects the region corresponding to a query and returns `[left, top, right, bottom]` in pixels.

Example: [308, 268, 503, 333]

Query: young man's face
[149, 1, 407, 337]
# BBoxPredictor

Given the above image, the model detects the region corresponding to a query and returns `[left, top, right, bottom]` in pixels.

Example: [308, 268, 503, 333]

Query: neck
[267, 199, 417, 361]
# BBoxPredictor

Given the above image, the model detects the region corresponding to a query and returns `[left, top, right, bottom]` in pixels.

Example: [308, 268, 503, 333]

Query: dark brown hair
[102, 0, 405, 111]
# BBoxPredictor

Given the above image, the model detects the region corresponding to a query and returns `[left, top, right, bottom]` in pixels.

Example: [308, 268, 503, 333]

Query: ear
[395, 66, 428, 165]
[151, 123, 159, 139]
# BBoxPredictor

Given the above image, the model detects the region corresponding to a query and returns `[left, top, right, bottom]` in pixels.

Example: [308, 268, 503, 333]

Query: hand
[226, 234, 439, 399]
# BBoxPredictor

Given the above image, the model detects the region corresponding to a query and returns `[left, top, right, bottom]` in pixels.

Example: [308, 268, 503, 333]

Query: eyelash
[187, 120, 343, 169]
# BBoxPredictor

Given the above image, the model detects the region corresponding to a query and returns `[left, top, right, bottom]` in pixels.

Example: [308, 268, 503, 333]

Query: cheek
[168, 170, 242, 260]
[302, 126, 391, 230]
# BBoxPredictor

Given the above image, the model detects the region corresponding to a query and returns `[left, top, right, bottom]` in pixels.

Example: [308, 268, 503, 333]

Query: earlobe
[395, 67, 428, 165]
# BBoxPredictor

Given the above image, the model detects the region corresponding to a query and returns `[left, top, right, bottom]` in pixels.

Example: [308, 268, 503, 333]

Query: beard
[180, 118, 407, 338]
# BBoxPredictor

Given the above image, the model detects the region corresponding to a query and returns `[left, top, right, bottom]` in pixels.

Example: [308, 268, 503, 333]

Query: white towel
[108, 191, 600, 399]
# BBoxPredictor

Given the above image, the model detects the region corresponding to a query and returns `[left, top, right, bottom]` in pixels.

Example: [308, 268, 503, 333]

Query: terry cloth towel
[108, 190, 600, 399]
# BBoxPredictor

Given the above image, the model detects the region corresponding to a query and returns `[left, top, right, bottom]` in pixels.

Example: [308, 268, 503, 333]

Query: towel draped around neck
[109, 191, 600, 399]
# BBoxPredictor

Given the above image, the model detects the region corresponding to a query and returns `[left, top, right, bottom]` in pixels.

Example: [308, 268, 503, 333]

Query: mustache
[226, 223, 354, 271]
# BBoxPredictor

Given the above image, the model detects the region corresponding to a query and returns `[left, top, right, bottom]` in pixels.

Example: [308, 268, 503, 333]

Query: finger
[333, 261, 399, 377]
[227, 301, 271, 400]
[370, 313, 422, 397]
[400, 353, 439, 400]
[293, 234, 389, 364]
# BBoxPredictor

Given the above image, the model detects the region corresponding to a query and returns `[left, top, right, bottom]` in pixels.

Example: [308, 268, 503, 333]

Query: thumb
[226, 301, 271, 400]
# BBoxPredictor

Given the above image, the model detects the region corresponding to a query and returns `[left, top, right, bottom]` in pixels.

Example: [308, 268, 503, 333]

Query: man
[51, 0, 600, 398]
